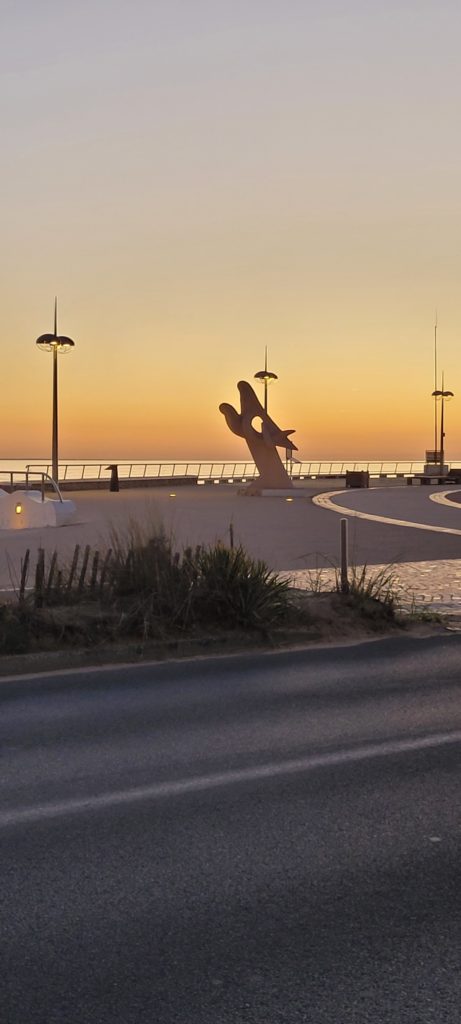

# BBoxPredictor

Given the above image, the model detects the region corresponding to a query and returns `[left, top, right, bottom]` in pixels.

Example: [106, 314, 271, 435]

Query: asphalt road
[324, 485, 461, 530]
[2, 637, 461, 1022]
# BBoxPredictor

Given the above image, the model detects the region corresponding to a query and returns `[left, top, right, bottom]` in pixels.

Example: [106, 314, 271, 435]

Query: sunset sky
[2, 0, 461, 461]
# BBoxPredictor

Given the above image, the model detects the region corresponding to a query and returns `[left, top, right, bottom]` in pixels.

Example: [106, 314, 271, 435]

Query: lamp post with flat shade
[36, 298, 75, 484]
[254, 347, 278, 412]
[432, 373, 454, 472]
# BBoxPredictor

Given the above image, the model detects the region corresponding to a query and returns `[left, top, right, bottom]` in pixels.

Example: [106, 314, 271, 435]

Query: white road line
[313, 490, 461, 535]
[429, 490, 461, 509]
[2, 729, 461, 828]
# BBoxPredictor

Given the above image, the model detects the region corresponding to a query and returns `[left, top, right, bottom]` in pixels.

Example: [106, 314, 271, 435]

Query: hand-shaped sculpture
[220, 381, 297, 492]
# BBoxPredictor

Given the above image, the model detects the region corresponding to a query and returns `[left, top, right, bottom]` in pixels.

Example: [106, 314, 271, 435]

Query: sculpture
[219, 380, 297, 492]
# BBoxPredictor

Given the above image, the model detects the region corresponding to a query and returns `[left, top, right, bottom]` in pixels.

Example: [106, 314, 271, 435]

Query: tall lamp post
[254, 347, 278, 412]
[432, 373, 454, 472]
[36, 298, 75, 483]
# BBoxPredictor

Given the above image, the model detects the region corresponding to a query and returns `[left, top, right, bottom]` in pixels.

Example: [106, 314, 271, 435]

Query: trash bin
[345, 470, 369, 489]
[106, 464, 119, 492]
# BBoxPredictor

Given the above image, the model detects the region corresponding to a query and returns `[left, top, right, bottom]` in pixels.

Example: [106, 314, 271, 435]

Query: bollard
[340, 518, 349, 594]
[106, 464, 119, 492]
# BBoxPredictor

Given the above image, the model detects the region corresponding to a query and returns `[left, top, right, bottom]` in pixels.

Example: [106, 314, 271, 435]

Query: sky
[2, 0, 461, 461]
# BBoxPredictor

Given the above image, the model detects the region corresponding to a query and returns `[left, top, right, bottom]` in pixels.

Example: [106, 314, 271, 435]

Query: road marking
[2, 729, 461, 828]
[313, 490, 461, 535]
[429, 490, 461, 509]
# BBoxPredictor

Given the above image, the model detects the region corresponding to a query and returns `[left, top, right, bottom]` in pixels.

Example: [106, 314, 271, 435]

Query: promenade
[1, 481, 461, 611]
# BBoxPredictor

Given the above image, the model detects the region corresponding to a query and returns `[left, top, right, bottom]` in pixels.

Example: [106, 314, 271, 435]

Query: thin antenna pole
[264, 346, 268, 412]
[434, 314, 438, 454]
[52, 297, 59, 481]
[440, 369, 445, 470]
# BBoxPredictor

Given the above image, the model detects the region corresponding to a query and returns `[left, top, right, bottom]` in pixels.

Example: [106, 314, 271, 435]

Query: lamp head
[36, 333, 75, 352]
[254, 369, 278, 383]
[36, 298, 75, 352]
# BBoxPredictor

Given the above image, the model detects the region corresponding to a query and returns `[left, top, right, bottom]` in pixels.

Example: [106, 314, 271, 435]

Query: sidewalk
[286, 561, 461, 615]
[2, 484, 461, 613]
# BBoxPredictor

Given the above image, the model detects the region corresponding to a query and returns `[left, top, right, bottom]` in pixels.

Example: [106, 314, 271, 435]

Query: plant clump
[107, 524, 291, 636]
[1, 525, 292, 653]
[190, 543, 291, 629]
[0, 526, 410, 663]
[335, 562, 398, 621]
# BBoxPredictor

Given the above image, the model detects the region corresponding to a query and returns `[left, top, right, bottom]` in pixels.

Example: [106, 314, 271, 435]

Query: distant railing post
[340, 518, 349, 594]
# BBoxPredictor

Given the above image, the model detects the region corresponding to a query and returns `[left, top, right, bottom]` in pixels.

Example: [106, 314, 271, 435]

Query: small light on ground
[15, 503, 22, 514]
[169, 492, 176, 497]
[286, 497, 294, 502]
[197, 480, 205, 485]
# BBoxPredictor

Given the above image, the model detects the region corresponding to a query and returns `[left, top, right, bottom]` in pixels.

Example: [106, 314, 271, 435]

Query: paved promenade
[1, 482, 461, 611]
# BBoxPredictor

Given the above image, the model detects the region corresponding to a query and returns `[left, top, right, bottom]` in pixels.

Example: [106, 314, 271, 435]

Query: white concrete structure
[0, 489, 76, 530]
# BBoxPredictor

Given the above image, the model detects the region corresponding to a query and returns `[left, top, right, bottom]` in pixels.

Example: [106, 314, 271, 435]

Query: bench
[407, 475, 447, 486]
[407, 470, 461, 486]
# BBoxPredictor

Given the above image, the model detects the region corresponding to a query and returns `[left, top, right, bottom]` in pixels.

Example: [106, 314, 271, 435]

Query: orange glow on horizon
[2, 4, 461, 462]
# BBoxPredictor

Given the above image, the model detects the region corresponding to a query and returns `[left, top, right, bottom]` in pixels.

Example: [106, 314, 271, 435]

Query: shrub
[336, 563, 398, 621]
[0, 604, 33, 655]
[192, 543, 291, 629]
[107, 526, 290, 634]
[107, 524, 198, 635]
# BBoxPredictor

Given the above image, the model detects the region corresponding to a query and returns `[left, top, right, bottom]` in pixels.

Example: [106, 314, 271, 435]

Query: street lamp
[254, 347, 278, 412]
[36, 298, 75, 483]
[432, 372, 454, 472]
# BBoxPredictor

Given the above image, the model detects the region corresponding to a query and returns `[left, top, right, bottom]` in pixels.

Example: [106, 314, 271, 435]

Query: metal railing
[20, 459, 461, 484]
[0, 470, 63, 502]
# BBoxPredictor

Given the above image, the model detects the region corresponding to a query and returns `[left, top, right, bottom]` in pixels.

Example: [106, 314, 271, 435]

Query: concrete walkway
[1, 482, 461, 611]
[286, 560, 461, 615]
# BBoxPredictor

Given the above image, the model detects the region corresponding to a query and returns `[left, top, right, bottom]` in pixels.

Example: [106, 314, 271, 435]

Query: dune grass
[0, 521, 293, 654]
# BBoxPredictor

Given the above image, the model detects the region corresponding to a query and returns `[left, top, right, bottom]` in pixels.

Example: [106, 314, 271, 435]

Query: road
[2, 637, 461, 1022]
